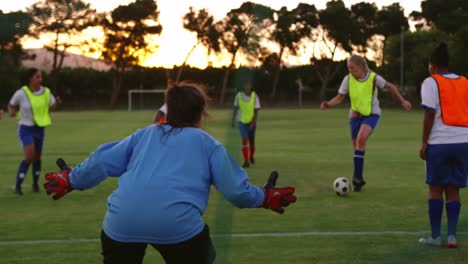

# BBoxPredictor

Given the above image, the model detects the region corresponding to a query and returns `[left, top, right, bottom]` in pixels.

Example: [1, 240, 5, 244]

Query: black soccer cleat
[32, 184, 40, 193]
[250, 157, 255, 165]
[242, 161, 250, 168]
[353, 179, 366, 192]
[14, 185, 23, 195]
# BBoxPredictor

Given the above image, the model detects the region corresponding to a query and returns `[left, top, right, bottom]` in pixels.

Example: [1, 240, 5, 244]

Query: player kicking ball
[44, 81, 296, 264]
[320, 55, 411, 192]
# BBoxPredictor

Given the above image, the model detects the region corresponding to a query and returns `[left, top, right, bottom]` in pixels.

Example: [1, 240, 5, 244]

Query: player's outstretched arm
[321, 94, 345, 110]
[210, 147, 297, 212]
[261, 171, 297, 214]
[44, 158, 74, 200]
[385, 82, 412, 111]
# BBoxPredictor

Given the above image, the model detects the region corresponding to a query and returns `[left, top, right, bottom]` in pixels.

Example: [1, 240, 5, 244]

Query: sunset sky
[0, 0, 422, 68]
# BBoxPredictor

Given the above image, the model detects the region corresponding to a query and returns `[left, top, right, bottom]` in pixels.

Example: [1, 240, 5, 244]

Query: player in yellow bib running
[232, 80, 261, 168]
[320, 55, 412, 191]
[8, 68, 62, 194]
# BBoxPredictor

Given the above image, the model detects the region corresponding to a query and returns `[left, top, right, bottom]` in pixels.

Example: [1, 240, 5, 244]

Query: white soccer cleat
[418, 236, 441, 247]
[447, 235, 457, 248]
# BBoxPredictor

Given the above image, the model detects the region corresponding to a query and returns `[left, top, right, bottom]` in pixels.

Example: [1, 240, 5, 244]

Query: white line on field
[1, 231, 468, 246]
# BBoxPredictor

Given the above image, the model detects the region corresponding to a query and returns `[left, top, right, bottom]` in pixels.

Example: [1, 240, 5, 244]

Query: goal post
[128, 89, 166, 112]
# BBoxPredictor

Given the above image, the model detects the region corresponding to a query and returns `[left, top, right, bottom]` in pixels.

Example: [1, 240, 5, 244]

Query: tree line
[1, 0, 467, 108]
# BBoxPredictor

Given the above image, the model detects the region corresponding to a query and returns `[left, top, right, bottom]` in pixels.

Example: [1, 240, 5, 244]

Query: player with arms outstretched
[44, 81, 296, 264]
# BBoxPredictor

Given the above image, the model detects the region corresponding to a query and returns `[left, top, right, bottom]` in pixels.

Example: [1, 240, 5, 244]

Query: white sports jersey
[338, 72, 387, 115]
[421, 73, 468, 144]
[9, 86, 56, 126]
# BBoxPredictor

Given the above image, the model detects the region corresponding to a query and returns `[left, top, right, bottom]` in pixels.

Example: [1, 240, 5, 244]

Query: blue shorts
[349, 114, 380, 139]
[425, 143, 468, 188]
[17, 125, 45, 153]
[238, 122, 256, 138]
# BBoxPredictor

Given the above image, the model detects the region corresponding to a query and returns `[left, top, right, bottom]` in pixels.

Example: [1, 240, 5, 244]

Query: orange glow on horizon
[9, 0, 421, 68]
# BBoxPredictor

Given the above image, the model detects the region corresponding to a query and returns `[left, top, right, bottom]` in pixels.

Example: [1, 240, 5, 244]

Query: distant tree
[0, 10, 32, 67]
[216, 2, 274, 103]
[313, 0, 357, 100]
[100, 0, 162, 107]
[350, 2, 378, 49]
[268, 3, 318, 100]
[383, 30, 447, 89]
[375, 3, 408, 63]
[180, 7, 220, 82]
[411, 0, 468, 33]
[0, 11, 32, 100]
[408, 0, 468, 80]
[28, 0, 97, 92]
[451, 26, 468, 76]
[376, 3, 408, 38]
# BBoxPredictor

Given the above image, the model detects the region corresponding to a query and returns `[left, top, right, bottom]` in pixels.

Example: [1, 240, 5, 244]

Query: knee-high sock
[32, 160, 41, 185]
[446, 200, 461, 237]
[429, 199, 443, 238]
[16, 160, 30, 187]
[353, 150, 365, 182]
[242, 145, 249, 162]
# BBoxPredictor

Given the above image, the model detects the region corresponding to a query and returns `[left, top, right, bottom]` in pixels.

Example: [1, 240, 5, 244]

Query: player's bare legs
[353, 124, 373, 150]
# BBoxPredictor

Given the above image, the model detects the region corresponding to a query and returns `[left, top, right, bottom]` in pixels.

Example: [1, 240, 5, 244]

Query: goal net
[128, 89, 166, 111]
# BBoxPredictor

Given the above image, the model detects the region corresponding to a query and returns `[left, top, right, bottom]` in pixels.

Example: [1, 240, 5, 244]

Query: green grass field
[1, 108, 467, 263]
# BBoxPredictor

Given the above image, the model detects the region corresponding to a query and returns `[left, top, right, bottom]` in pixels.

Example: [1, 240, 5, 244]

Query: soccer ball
[333, 177, 350, 196]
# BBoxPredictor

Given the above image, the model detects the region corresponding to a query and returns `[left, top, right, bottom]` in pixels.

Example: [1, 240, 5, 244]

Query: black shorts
[101, 225, 216, 264]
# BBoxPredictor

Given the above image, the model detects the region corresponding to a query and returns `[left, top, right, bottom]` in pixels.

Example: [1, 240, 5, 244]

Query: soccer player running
[418, 42, 468, 248]
[232, 80, 261, 168]
[320, 55, 412, 191]
[44, 81, 296, 264]
[8, 68, 61, 194]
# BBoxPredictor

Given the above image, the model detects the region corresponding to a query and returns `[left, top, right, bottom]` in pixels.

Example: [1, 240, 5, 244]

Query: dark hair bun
[436, 42, 448, 55]
[430, 42, 449, 67]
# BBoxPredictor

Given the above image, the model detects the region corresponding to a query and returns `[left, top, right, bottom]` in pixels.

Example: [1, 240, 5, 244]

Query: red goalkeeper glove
[44, 158, 74, 200]
[261, 171, 297, 214]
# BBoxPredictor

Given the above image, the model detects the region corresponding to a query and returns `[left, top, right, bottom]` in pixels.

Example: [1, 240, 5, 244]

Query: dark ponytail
[430, 42, 449, 68]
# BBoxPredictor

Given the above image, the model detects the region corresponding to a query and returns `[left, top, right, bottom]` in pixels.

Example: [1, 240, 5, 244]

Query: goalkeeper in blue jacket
[44, 81, 297, 264]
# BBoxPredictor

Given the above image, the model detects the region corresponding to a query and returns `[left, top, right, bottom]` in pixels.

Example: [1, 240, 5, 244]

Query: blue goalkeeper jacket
[70, 125, 264, 244]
